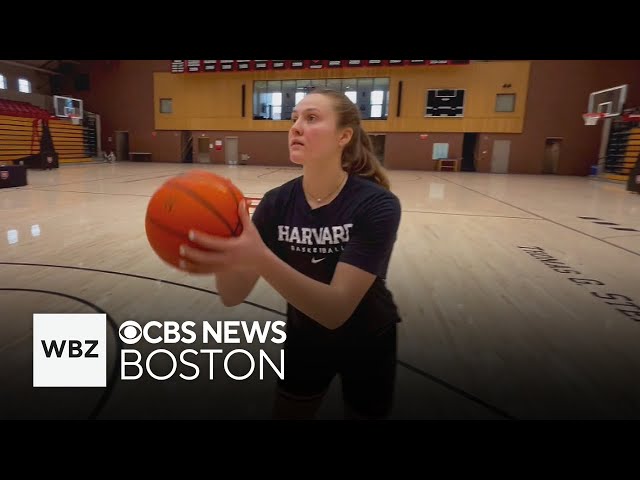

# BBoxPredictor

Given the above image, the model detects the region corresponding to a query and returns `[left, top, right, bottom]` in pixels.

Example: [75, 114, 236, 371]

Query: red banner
[170, 60, 469, 73]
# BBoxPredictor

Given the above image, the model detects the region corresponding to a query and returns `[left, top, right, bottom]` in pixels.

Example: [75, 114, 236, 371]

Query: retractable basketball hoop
[582, 113, 605, 125]
[584, 85, 632, 179]
[584, 85, 627, 126]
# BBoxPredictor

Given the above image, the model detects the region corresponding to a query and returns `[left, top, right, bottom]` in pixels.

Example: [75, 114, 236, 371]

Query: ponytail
[342, 125, 391, 190]
[307, 87, 391, 190]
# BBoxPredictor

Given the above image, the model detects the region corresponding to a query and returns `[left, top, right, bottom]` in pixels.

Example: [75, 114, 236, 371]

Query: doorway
[490, 140, 511, 173]
[462, 133, 478, 171]
[115, 131, 129, 163]
[369, 134, 386, 165]
[543, 138, 562, 174]
[197, 137, 210, 163]
[225, 136, 239, 165]
[181, 131, 193, 163]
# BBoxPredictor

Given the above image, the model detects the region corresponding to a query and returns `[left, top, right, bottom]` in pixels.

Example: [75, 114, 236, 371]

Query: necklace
[305, 172, 348, 204]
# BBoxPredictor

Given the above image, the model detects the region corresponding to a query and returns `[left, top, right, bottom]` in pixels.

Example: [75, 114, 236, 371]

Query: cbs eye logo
[119, 320, 143, 345]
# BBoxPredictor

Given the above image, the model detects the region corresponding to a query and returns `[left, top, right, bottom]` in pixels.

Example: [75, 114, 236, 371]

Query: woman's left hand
[179, 200, 268, 274]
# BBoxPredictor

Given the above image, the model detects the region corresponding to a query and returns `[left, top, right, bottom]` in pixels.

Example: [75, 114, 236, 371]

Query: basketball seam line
[219, 180, 242, 236]
[166, 180, 235, 236]
[146, 215, 188, 241]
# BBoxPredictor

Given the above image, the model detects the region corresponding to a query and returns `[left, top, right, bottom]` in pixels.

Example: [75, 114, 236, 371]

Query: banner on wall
[169, 60, 470, 73]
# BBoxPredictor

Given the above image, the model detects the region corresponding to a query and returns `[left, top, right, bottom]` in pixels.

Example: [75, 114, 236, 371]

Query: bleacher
[48, 117, 93, 164]
[604, 114, 640, 183]
[0, 114, 38, 164]
[0, 98, 93, 167]
[0, 99, 51, 119]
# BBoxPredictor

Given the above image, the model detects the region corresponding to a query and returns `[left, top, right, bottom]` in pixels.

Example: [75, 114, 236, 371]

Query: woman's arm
[183, 234, 374, 328]
[181, 194, 401, 329]
[214, 270, 260, 307]
[182, 228, 371, 325]
[256, 251, 376, 329]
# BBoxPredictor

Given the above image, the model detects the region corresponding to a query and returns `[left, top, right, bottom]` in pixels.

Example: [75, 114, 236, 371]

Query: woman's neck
[302, 162, 348, 205]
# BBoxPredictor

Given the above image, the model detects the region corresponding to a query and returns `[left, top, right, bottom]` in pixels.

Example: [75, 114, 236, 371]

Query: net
[69, 115, 81, 125]
[583, 113, 603, 126]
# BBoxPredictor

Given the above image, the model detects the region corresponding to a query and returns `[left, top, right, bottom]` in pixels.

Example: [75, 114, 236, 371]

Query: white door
[491, 140, 511, 173]
[225, 137, 238, 165]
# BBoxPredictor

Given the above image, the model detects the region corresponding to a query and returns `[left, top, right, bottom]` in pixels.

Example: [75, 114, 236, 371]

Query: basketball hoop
[69, 115, 80, 125]
[583, 113, 604, 126]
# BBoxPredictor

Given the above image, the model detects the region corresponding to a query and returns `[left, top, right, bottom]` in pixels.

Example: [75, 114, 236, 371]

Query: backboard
[53, 95, 83, 119]
[587, 85, 627, 117]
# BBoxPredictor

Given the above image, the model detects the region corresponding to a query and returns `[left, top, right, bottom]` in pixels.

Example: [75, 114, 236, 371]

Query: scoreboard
[170, 60, 470, 73]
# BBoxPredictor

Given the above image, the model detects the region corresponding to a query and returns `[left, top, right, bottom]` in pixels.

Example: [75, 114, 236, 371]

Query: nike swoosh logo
[311, 257, 326, 264]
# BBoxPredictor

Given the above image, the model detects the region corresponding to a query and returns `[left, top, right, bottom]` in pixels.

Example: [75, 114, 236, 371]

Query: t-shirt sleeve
[338, 192, 401, 278]
[251, 191, 278, 252]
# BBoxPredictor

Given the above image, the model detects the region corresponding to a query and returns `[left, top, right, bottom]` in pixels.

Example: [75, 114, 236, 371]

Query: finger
[180, 244, 228, 265]
[238, 199, 251, 227]
[188, 230, 237, 251]
[178, 258, 217, 275]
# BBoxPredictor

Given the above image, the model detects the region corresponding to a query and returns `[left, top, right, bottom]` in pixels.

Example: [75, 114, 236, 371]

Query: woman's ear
[339, 127, 353, 148]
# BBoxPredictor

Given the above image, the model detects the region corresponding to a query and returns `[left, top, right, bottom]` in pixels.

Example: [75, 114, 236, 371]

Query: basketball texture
[145, 170, 248, 270]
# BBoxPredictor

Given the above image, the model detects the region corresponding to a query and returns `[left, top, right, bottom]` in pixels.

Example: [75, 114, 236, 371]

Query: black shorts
[277, 321, 397, 419]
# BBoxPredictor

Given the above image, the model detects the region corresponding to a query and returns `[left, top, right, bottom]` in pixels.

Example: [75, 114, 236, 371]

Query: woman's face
[289, 93, 349, 166]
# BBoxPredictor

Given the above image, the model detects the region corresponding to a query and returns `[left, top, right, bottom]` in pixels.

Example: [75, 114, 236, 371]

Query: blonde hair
[309, 88, 390, 190]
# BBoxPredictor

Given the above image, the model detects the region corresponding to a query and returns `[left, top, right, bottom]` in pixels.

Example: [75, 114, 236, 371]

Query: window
[0, 74, 6, 89]
[432, 143, 449, 159]
[253, 77, 390, 120]
[370, 90, 384, 118]
[271, 92, 282, 120]
[18, 78, 31, 93]
[160, 98, 172, 113]
[342, 78, 357, 107]
[495, 93, 515, 112]
[426, 89, 465, 117]
[281, 80, 296, 119]
[373, 78, 389, 118]
[253, 80, 284, 120]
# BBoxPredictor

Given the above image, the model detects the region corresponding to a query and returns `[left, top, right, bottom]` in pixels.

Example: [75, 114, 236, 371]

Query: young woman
[180, 88, 402, 419]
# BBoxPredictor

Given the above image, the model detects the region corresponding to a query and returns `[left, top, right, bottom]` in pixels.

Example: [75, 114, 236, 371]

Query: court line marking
[257, 169, 285, 178]
[0, 261, 518, 420]
[402, 209, 542, 220]
[0, 262, 287, 317]
[397, 360, 516, 420]
[600, 233, 640, 240]
[118, 174, 180, 183]
[23, 189, 154, 198]
[432, 175, 640, 258]
[15, 169, 183, 189]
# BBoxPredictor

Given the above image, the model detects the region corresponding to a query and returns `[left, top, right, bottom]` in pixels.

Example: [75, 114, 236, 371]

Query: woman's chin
[289, 153, 304, 165]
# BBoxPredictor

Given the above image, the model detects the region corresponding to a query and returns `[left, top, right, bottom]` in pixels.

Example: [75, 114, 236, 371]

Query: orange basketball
[145, 170, 248, 271]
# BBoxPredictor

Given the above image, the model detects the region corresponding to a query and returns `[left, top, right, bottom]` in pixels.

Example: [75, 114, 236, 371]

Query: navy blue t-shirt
[252, 173, 402, 337]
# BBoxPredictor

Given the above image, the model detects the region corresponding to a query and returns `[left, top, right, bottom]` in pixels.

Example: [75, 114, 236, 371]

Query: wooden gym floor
[1, 162, 639, 420]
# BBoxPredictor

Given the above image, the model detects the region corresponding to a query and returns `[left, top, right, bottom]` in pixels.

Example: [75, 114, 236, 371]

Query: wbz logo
[41, 339, 99, 358]
[33, 314, 106, 387]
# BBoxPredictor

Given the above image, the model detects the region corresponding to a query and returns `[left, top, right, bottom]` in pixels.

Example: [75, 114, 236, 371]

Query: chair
[435, 158, 460, 172]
